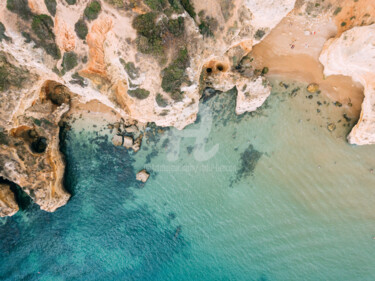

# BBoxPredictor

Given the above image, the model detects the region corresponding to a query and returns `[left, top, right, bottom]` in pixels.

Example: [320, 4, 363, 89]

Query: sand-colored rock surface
[320, 24, 375, 145]
[2, 0, 375, 215]
[0, 183, 19, 217]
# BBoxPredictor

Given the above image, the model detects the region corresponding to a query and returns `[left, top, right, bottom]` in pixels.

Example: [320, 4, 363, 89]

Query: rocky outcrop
[0, 79, 73, 212]
[320, 24, 375, 145]
[136, 169, 150, 183]
[0, 0, 300, 215]
[236, 76, 271, 115]
[0, 183, 19, 217]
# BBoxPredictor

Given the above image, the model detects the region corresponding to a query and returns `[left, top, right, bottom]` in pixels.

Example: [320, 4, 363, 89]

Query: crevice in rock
[0, 177, 32, 212]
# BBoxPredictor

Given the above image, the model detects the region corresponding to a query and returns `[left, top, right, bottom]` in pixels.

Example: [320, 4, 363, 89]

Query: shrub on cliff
[0, 22, 11, 42]
[32, 14, 54, 40]
[6, 0, 33, 20]
[156, 93, 168, 107]
[104, 0, 126, 9]
[0, 52, 28, 92]
[133, 12, 164, 56]
[75, 19, 88, 40]
[65, 0, 76, 4]
[145, 0, 168, 11]
[133, 12, 185, 57]
[84, 1, 102, 20]
[167, 17, 185, 37]
[128, 88, 150, 100]
[62, 52, 78, 73]
[44, 0, 57, 16]
[180, 0, 195, 18]
[31, 14, 61, 59]
[161, 48, 189, 101]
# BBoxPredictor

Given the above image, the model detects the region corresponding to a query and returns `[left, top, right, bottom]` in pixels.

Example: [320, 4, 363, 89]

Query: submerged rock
[307, 83, 319, 93]
[112, 135, 123, 146]
[123, 136, 134, 149]
[136, 169, 150, 183]
[327, 123, 336, 132]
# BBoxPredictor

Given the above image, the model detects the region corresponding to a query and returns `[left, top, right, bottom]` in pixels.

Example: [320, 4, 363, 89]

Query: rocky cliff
[0, 0, 298, 216]
[1, 0, 375, 216]
[320, 24, 375, 145]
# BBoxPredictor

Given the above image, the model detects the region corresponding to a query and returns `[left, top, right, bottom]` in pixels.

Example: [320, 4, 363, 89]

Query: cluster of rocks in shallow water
[109, 119, 144, 153]
[109, 119, 151, 182]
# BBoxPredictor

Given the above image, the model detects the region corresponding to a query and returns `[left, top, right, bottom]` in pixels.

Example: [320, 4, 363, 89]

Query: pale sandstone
[320, 25, 375, 145]
[112, 135, 123, 146]
[123, 136, 134, 149]
[236, 77, 272, 115]
[0, 183, 19, 217]
[136, 169, 150, 183]
[10, 0, 375, 216]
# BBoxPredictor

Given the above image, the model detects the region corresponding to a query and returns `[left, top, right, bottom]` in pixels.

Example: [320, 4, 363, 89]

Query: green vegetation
[255, 29, 265, 40]
[0, 52, 28, 92]
[7, 4, 60, 59]
[65, 0, 76, 4]
[133, 12, 185, 56]
[333, 7, 342, 15]
[120, 59, 139, 80]
[6, 0, 33, 20]
[156, 93, 168, 107]
[32, 14, 54, 40]
[70, 72, 86, 87]
[180, 0, 195, 18]
[0, 130, 10, 145]
[128, 88, 150, 100]
[133, 12, 164, 56]
[84, 1, 102, 20]
[167, 17, 185, 36]
[21, 32, 32, 43]
[161, 48, 189, 101]
[75, 19, 88, 40]
[104, 0, 127, 9]
[341, 21, 347, 27]
[145, 0, 167, 11]
[262, 67, 269, 75]
[168, 0, 183, 12]
[197, 12, 217, 37]
[199, 21, 214, 37]
[44, 0, 57, 16]
[31, 14, 61, 59]
[0, 22, 11, 42]
[62, 52, 78, 73]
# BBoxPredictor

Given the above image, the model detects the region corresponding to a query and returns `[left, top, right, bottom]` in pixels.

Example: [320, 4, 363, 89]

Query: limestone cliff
[0, 183, 18, 217]
[2, 0, 375, 216]
[320, 25, 375, 145]
[0, 0, 298, 216]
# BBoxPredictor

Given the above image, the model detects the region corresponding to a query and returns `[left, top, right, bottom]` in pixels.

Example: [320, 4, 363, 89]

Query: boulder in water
[136, 169, 150, 183]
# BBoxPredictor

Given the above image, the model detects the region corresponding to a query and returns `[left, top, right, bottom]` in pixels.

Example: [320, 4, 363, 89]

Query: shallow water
[1, 80, 375, 281]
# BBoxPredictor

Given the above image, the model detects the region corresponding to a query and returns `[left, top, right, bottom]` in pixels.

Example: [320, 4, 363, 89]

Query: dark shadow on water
[0, 177, 33, 211]
[0, 126, 188, 281]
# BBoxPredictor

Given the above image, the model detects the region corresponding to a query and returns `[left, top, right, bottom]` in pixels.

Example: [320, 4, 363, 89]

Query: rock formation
[1, 0, 375, 215]
[0, 183, 18, 217]
[320, 24, 375, 145]
[136, 169, 150, 183]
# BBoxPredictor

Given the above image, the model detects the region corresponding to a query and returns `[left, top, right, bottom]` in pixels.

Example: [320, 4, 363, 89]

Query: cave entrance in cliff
[0, 177, 33, 211]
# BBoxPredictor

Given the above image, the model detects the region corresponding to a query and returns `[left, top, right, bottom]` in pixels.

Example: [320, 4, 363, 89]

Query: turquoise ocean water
[1, 80, 375, 280]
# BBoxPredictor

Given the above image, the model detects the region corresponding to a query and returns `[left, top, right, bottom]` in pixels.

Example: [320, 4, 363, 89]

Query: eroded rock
[136, 169, 150, 183]
[320, 24, 375, 145]
[0, 183, 19, 217]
